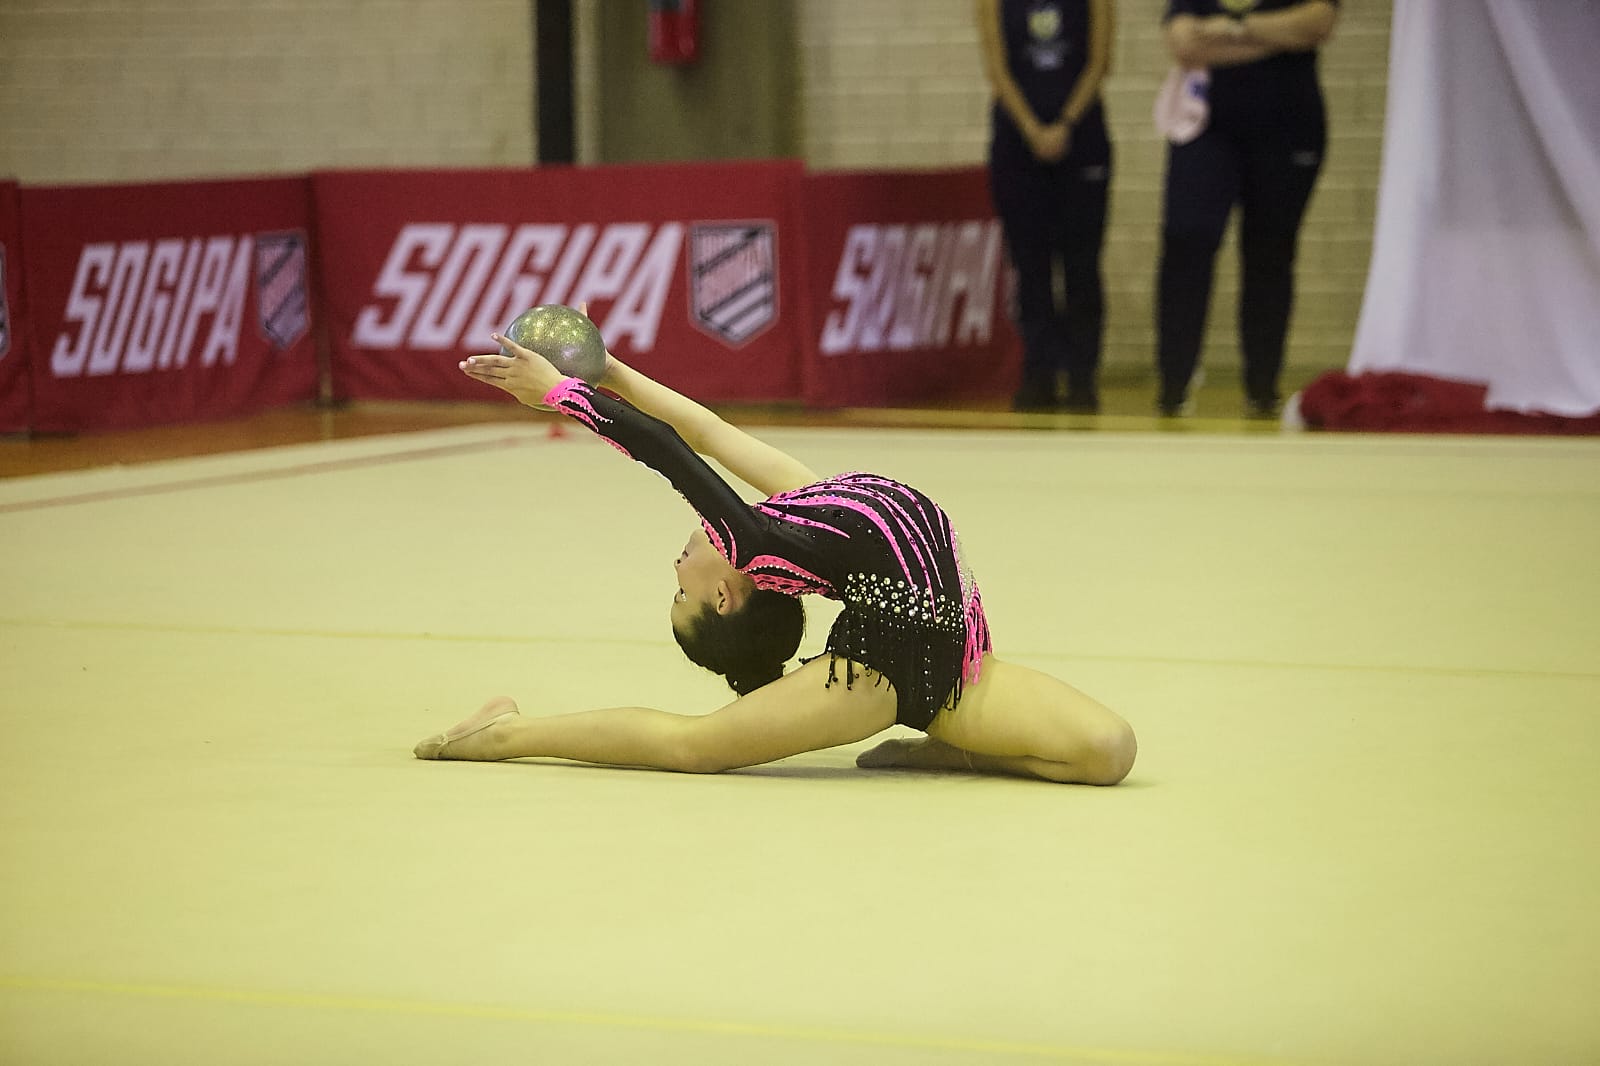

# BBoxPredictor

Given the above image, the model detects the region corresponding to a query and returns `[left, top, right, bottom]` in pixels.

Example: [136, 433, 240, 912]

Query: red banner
[20, 177, 318, 433]
[5, 164, 1017, 428]
[0, 181, 28, 433]
[313, 161, 804, 404]
[798, 168, 1018, 407]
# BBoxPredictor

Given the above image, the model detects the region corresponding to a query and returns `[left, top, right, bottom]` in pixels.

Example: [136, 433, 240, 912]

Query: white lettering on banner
[819, 221, 1002, 356]
[51, 237, 253, 378]
[351, 222, 684, 352]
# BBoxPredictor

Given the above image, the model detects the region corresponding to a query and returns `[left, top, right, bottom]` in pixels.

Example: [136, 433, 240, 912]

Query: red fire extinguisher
[648, 0, 699, 66]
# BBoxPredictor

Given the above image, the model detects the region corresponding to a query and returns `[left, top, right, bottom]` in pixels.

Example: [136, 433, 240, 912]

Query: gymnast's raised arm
[461, 334, 816, 500]
[597, 356, 818, 498]
[460, 333, 813, 568]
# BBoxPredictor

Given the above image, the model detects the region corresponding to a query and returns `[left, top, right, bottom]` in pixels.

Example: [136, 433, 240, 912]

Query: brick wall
[0, 0, 536, 185]
[798, 0, 1393, 374]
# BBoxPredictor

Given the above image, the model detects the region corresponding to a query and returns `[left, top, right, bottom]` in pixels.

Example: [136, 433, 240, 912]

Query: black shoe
[1157, 387, 1193, 417]
[1012, 381, 1057, 412]
[1245, 395, 1281, 420]
[1060, 389, 1100, 414]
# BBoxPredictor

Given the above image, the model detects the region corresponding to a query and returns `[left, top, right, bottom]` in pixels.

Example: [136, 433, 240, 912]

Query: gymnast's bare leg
[419, 655, 1133, 785]
[856, 656, 1136, 784]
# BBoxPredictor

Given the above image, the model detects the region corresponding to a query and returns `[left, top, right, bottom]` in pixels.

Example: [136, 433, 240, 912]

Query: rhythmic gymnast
[413, 323, 1137, 784]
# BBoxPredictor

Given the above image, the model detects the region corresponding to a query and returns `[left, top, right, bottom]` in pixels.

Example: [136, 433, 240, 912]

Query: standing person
[413, 319, 1137, 785]
[1155, 0, 1340, 417]
[979, 0, 1116, 413]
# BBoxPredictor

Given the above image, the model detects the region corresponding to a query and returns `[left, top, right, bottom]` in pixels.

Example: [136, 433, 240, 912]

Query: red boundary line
[0, 434, 536, 514]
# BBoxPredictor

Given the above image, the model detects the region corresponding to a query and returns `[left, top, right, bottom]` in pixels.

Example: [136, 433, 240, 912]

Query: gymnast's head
[670, 527, 804, 697]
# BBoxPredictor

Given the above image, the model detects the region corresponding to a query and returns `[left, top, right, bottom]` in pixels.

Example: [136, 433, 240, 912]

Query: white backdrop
[1350, 0, 1600, 416]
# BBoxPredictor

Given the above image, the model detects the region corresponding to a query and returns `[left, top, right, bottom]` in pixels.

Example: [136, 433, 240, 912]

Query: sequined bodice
[745, 473, 972, 630]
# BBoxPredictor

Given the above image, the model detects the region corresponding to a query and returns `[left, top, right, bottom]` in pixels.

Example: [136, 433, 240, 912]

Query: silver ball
[501, 305, 608, 383]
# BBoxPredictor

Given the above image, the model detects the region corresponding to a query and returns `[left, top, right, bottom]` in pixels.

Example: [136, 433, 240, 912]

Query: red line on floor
[0, 435, 538, 514]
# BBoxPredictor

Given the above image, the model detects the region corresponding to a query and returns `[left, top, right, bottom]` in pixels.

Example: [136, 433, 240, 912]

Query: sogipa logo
[351, 223, 685, 353]
[51, 232, 309, 378]
[820, 221, 1003, 356]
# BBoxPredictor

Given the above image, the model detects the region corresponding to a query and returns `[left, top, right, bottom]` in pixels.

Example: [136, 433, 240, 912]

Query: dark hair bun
[674, 589, 805, 698]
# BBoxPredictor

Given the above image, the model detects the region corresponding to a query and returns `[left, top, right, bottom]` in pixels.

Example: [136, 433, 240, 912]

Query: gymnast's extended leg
[857, 656, 1136, 784]
[415, 656, 897, 773]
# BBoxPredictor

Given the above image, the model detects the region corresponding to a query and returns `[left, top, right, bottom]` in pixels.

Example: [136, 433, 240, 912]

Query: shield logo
[689, 222, 777, 347]
[254, 230, 309, 350]
[0, 246, 10, 361]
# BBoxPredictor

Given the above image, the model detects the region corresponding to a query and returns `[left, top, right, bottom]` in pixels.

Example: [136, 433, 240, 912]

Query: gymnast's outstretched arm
[463, 334, 815, 498]
[463, 335, 807, 565]
[597, 357, 818, 498]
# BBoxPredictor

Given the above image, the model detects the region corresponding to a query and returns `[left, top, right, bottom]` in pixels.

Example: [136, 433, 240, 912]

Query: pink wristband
[542, 377, 585, 408]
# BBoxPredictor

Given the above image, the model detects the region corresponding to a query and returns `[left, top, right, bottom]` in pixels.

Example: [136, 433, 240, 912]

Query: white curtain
[1349, 0, 1600, 416]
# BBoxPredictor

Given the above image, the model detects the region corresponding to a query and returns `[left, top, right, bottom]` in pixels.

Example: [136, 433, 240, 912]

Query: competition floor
[2, 394, 1597, 1065]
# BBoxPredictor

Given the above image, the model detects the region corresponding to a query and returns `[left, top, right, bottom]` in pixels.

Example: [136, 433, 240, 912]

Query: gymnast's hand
[460, 333, 566, 409]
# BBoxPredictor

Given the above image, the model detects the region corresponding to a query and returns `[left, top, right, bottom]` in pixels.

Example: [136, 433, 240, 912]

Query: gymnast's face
[671, 527, 747, 631]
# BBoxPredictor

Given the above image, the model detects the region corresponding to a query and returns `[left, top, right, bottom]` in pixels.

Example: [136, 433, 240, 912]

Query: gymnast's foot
[413, 696, 521, 761]
[856, 736, 975, 772]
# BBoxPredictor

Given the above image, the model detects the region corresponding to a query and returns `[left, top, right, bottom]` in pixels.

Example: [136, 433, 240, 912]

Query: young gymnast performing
[413, 318, 1137, 784]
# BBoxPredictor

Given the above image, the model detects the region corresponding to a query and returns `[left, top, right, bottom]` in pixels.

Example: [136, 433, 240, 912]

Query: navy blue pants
[989, 126, 1112, 401]
[1156, 124, 1325, 406]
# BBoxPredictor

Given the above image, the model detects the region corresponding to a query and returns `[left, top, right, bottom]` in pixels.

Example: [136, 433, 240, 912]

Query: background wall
[0, 0, 1389, 380]
[582, 0, 800, 163]
[797, 0, 1393, 375]
[0, 0, 536, 184]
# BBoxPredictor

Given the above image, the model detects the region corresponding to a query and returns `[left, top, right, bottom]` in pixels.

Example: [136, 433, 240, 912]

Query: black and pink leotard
[545, 378, 992, 730]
